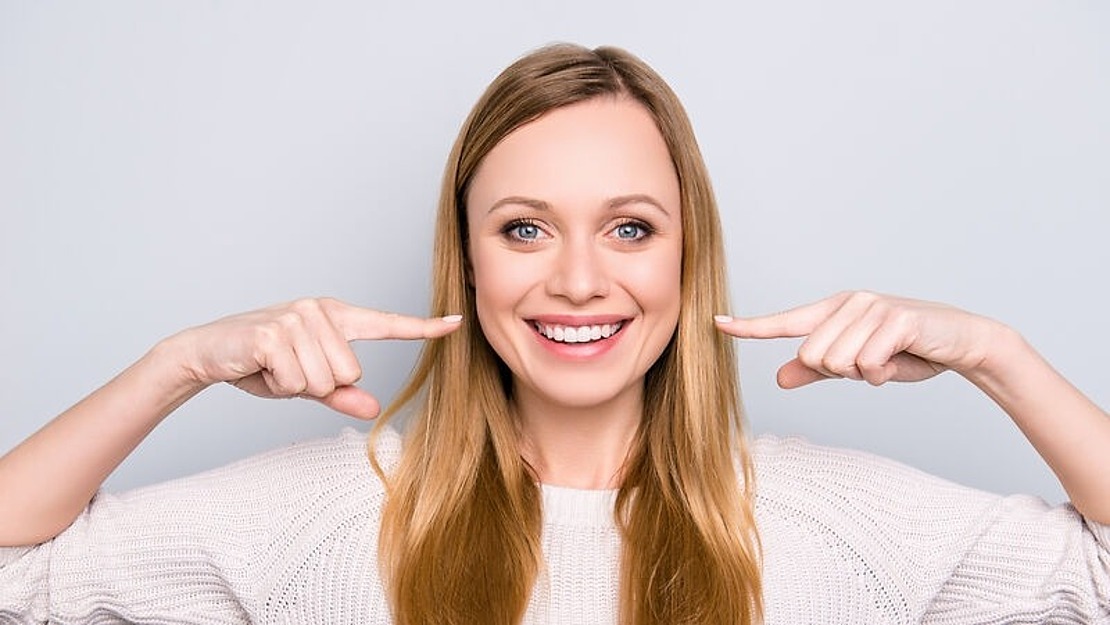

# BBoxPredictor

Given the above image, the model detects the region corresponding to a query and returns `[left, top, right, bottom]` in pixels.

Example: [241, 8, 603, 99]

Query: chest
[255, 511, 920, 625]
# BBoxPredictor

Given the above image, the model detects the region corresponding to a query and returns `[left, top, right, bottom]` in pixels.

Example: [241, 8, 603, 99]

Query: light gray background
[2, 2, 1106, 502]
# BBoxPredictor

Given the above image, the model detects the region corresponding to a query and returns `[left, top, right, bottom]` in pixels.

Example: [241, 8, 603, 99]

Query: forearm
[962, 326, 1110, 523]
[0, 337, 206, 547]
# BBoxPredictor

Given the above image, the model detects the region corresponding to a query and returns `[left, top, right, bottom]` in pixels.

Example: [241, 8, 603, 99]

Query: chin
[514, 373, 642, 412]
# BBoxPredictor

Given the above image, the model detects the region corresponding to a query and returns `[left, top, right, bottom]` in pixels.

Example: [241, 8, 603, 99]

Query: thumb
[776, 358, 831, 389]
[311, 385, 382, 420]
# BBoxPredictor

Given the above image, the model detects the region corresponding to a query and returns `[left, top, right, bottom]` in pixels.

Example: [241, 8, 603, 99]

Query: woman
[1, 44, 1107, 624]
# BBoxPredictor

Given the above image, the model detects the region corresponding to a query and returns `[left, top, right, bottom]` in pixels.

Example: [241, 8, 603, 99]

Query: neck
[513, 382, 642, 490]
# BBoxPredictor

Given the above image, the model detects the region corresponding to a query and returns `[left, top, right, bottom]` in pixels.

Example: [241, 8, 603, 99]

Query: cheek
[470, 246, 536, 338]
[625, 247, 683, 321]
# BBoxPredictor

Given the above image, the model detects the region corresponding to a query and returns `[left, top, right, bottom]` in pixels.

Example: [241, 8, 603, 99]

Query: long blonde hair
[371, 43, 762, 625]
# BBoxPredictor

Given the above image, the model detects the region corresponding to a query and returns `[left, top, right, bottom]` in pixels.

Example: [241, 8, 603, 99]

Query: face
[465, 96, 682, 412]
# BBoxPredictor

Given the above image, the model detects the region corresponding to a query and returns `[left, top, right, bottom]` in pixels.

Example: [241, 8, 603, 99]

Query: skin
[717, 291, 1110, 523]
[465, 97, 683, 488]
[0, 299, 463, 545]
[1, 99, 1107, 549]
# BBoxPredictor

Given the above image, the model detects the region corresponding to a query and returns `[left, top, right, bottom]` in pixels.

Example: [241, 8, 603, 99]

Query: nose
[545, 236, 609, 304]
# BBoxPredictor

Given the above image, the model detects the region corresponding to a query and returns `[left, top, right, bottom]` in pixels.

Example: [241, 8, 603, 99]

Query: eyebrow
[486, 194, 672, 217]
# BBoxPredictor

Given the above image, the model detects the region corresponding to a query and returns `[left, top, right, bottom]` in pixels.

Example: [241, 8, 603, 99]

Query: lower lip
[529, 321, 628, 360]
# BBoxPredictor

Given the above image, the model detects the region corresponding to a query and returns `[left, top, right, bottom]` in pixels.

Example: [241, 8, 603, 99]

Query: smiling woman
[1, 42, 1109, 625]
[469, 99, 683, 424]
[374, 48, 759, 625]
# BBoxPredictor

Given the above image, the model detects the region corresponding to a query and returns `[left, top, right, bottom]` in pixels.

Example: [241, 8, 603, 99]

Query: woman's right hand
[167, 298, 463, 419]
[0, 298, 461, 546]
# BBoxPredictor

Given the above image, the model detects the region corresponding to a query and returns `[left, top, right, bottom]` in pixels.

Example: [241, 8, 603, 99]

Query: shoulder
[750, 433, 987, 504]
[215, 425, 400, 491]
[748, 433, 1004, 535]
[749, 435, 1006, 621]
[17, 428, 403, 622]
[102, 426, 401, 583]
[123, 426, 397, 495]
[96, 426, 404, 534]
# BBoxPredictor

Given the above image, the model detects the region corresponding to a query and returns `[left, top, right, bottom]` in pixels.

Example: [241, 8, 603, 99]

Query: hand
[715, 291, 1006, 389]
[165, 298, 462, 419]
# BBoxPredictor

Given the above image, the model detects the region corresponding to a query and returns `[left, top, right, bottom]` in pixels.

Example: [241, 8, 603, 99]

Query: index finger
[715, 293, 850, 339]
[326, 301, 463, 341]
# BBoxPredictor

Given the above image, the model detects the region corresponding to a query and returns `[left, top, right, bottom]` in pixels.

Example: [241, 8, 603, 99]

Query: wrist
[143, 332, 213, 399]
[958, 322, 1041, 393]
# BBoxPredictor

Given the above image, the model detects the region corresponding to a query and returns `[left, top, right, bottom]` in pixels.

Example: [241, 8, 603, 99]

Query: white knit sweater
[2, 427, 1108, 624]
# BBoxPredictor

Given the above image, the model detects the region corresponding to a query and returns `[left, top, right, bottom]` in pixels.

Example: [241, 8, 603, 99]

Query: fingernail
[713, 314, 733, 324]
[441, 314, 463, 323]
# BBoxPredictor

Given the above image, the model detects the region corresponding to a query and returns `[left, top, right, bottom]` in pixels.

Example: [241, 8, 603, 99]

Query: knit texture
[2, 427, 1108, 624]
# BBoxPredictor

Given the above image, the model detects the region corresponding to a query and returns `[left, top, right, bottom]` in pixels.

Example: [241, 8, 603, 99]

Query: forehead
[466, 97, 680, 213]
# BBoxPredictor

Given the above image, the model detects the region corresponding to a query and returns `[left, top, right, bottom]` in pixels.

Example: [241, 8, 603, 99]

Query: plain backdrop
[1, 2, 1107, 503]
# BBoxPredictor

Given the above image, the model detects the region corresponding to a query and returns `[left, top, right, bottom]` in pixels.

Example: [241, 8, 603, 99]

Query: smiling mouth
[530, 320, 627, 344]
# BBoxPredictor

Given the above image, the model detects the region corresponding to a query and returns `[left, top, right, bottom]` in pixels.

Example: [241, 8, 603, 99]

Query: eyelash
[611, 219, 655, 242]
[499, 218, 656, 244]
[500, 218, 545, 243]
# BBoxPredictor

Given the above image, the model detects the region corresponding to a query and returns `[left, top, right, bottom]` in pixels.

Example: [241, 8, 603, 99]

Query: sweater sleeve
[0, 463, 275, 625]
[0, 427, 389, 625]
[753, 436, 1110, 624]
[0, 547, 42, 623]
[922, 494, 1110, 623]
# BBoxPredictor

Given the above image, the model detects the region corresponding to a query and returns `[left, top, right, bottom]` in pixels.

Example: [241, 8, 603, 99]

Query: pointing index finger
[328, 302, 463, 342]
[715, 293, 849, 339]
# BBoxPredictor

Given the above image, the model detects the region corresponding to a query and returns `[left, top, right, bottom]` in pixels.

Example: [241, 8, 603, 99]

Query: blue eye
[514, 223, 540, 239]
[502, 219, 545, 242]
[613, 221, 652, 241]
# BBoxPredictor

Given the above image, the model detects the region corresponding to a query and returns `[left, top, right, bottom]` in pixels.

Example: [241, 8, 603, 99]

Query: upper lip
[527, 314, 632, 326]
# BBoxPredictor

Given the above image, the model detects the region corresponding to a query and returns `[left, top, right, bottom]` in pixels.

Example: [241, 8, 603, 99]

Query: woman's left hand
[715, 291, 1007, 389]
[721, 290, 1110, 524]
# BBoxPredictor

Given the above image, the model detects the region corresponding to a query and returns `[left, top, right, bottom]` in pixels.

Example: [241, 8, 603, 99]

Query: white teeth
[533, 321, 624, 344]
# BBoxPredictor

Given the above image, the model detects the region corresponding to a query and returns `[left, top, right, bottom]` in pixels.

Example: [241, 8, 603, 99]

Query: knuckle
[254, 322, 284, 349]
[317, 297, 342, 312]
[335, 364, 362, 386]
[857, 354, 884, 372]
[277, 310, 305, 330]
[274, 376, 307, 397]
[290, 297, 322, 313]
[872, 296, 895, 314]
[889, 307, 914, 328]
[823, 356, 857, 377]
[796, 344, 820, 367]
[305, 378, 336, 398]
[798, 354, 824, 373]
[850, 290, 879, 305]
[857, 359, 884, 380]
[824, 356, 853, 373]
